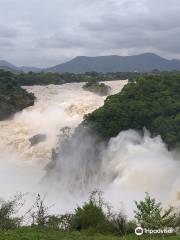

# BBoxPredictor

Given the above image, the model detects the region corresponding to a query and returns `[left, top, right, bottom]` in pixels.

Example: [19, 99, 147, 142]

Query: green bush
[134, 193, 177, 229]
[70, 191, 114, 234]
[0, 194, 24, 230]
[70, 200, 113, 234]
[83, 81, 111, 96]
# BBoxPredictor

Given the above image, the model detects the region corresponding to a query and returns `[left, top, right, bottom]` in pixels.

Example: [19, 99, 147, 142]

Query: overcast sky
[0, 0, 180, 67]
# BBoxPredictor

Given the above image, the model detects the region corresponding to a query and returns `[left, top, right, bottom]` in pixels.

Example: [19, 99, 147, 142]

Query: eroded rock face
[29, 134, 47, 146]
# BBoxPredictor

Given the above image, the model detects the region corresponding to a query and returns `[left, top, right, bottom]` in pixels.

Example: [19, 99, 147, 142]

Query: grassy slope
[0, 228, 178, 240]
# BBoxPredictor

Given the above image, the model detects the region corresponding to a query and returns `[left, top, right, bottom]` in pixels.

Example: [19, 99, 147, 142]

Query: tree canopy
[84, 74, 180, 149]
[0, 71, 35, 120]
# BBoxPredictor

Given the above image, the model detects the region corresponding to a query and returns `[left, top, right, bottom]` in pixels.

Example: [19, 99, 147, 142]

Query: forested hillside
[15, 71, 137, 85]
[84, 74, 180, 149]
[0, 70, 35, 120]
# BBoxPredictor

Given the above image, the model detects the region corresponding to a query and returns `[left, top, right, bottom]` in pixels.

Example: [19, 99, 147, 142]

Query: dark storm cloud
[79, 0, 180, 53]
[0, 0, 180, 67]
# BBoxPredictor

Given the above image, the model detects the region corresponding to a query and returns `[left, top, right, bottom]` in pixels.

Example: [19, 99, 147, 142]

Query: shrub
[46, 214, 73, 230]
[134, 193, 177, 229]
[70, 191, 114, 234]
[0, 194, 24, 230]
[109, 212, 136, 235]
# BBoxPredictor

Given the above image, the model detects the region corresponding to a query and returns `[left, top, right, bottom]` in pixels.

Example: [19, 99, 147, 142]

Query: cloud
[0, 0, 180, 67]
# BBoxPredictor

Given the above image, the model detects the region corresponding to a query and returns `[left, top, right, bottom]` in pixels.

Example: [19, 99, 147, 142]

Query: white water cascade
[0, 79, 179, 217]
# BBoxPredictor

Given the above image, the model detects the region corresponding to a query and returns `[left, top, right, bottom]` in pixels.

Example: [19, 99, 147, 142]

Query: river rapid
[0, 79, 180, 217]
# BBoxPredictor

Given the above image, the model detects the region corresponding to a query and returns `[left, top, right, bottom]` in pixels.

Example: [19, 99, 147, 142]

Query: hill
[1, 53, 180, 73]
[0, 60, 41, 73]
[19, 66, 42, 73]
[0, 60, 19, 73]
[45, 53, 180, 73]
[0, 71, 35, 120]
[84, 74, 180, 149]
[0, 60, 17, 70]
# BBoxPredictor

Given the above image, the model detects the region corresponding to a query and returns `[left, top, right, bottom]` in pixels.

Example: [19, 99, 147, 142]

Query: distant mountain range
[0, 60, 19, 73]
[0, 60, 41, 73]
[1, 53, 180, 73]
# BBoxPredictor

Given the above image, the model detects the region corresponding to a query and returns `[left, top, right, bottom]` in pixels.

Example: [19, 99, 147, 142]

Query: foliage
[0, 71, 35, 120]
[69, 190, 134, 236]
[84, 74, 180, 148]
[0, 194, 24, 230]
[83, 81, 111, 96]
[29, 194, 73, 231]
[0, 192, 179, 238]
[0, 68, 142, 86]
[109, 212, 136, 236]
[0, 227, 178, 240]
[70, 191, 114, 234]
[14, 71, 139, 86]
[134, 193, 177, 229]
[46, 214, 73, 230]
[30, 194, 50, 228]
[1, 68, 180, 87]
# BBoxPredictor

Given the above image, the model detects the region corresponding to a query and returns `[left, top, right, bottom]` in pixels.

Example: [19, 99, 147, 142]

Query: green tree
[31, 194, 49, 228]
[0, 194, 24, 230]
[134, 193, 176, 229]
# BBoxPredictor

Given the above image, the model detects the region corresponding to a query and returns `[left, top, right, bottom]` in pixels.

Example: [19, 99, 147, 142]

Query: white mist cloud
[48, 130, 180, 216]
